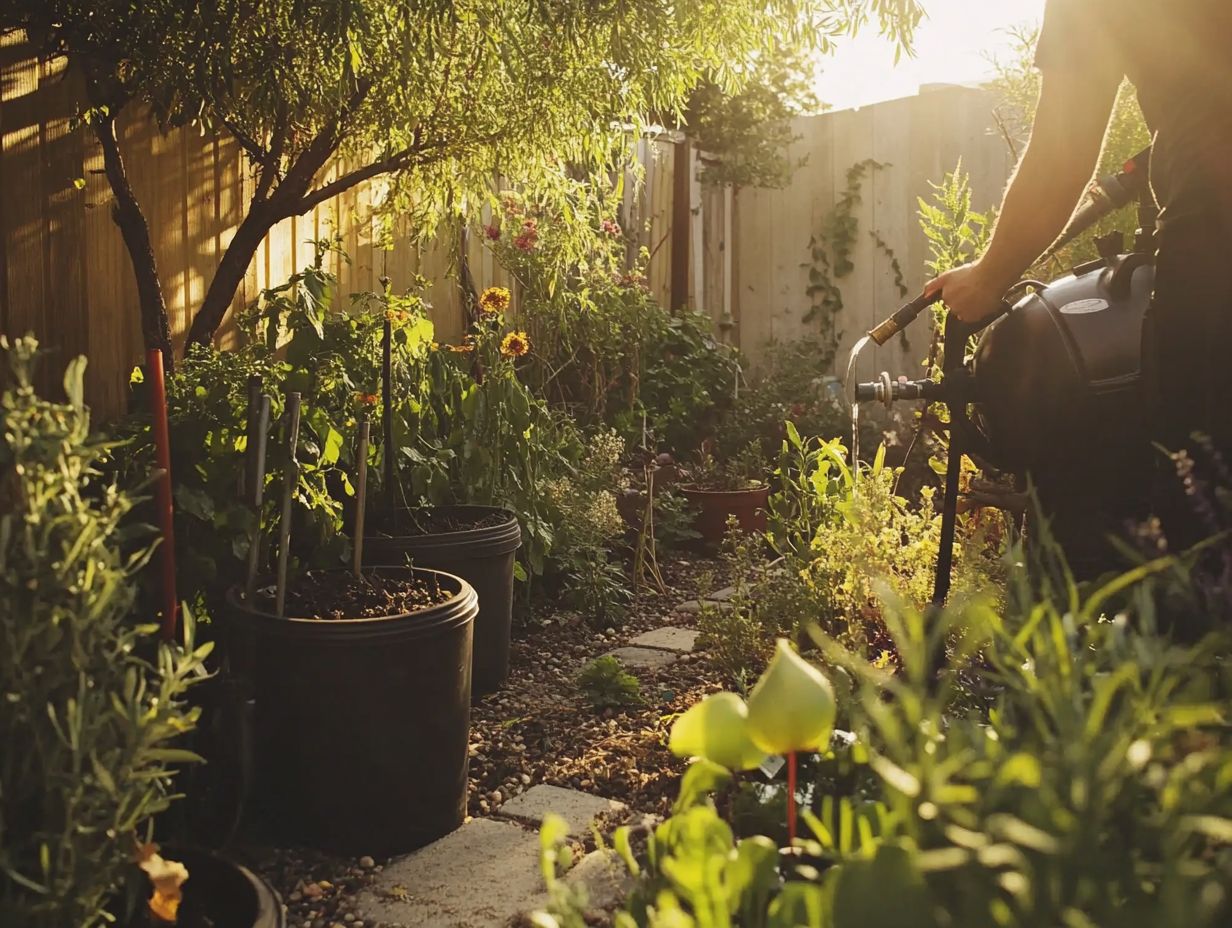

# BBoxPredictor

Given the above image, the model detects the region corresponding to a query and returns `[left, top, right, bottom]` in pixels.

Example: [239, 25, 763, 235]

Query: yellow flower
[447, 337, 476, 354]
[500, 330, 531, 358]
[478, 286, 511, 316]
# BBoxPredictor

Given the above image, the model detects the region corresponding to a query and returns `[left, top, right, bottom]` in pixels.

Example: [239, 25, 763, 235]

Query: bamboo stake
[352, 417, 371, 577]
[275, 392, 302, 618]
[243, 393, 272, 601]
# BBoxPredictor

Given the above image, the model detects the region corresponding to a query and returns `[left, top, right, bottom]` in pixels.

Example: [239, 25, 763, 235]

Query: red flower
[484, 224, 501, 241]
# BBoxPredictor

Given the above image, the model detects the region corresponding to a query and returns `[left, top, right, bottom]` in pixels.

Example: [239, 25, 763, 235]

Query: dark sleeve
[1034, 0, 1123, 80]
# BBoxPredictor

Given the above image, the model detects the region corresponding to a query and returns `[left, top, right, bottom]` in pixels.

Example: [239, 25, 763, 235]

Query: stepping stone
[357, 818, 542, 928]
[499, 784, 628, 838]
[674, 600, 735, 615]
[605, 646, 678, 670]
[629, 627, 699, 653]
[559, 848, 635, 914]
[514, 850, 638, 924]
[706, 585, 738, 602]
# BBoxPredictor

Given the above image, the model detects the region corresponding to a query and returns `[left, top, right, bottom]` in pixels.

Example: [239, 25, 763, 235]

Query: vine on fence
[803, 159, 910, 365]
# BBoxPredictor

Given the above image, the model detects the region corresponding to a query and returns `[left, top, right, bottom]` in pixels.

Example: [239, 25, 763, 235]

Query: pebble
[358, 856, 375, 869]
[521, 773, 532, 785]
[289, 891, 303, 903]
[344, 915, 356, 923]
[304, 883, 324, 899]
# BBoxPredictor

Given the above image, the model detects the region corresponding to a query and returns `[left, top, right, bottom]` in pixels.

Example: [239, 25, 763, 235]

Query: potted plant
[223, 565, 478, 857]
[678, 442, 771, 545]
[363, 505, 521, 697]
[361, 288, 529, 696]
[222, 396, 479, 857]
[120, 845, 282, 928]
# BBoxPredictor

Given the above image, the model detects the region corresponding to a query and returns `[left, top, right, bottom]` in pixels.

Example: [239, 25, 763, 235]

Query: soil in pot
[363, 505, 521, 697]
[376, 507, 510, 535]
[253, 569, 453, 620]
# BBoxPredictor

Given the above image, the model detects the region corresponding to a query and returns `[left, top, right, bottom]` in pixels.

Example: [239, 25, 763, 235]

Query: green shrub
[699, 428, 1002, 684]
[541, 523, 1232, 928]
[0, 337, 208, 928]
[576, 656, 643, 710]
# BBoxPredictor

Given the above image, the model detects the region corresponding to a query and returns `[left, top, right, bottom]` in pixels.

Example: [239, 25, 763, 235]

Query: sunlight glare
[813, 0, 1046, 110]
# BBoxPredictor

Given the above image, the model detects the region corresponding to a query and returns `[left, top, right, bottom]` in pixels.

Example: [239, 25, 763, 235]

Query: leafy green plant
[482, 186, 741, 455]
[0, 336, 209, 928]
[802, 159, 909, 368]
[698, 428, 1002, 684]
[576, 656, 644, 710]
[684, 41, 820, 189]
[550, 515, 1232, 928]
[716, 339, 852, 461]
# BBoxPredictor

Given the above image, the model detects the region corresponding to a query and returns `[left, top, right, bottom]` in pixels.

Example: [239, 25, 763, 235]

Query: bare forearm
[977, 72, 1119, 291]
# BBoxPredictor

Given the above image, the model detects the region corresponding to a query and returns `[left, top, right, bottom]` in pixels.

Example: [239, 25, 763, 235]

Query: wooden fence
[697, 85, 1015, 384]
[0, 27, 1011, 419]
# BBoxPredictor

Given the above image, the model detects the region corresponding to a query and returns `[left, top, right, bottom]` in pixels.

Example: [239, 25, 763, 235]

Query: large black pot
[222, 567, 477, 857]
[364, 505, 521, 696]
[120, 847, 282, 928]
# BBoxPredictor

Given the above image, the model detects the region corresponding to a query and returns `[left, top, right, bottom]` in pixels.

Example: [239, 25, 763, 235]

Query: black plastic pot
[120, 847, 282, 928]
[222, 567, 477, 857]
[364, 505, 521, 696]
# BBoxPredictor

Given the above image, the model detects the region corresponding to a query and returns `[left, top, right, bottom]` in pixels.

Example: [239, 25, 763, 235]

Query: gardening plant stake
[353, 416, 371, 578]
[146, 347, 178, 641]
[275, 392, 303, 618]
[381, 278, 396, 500]
[244, 392, 272, 601]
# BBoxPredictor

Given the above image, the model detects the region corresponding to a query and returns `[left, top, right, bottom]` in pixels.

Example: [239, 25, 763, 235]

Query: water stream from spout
[844, 335, 872, 483]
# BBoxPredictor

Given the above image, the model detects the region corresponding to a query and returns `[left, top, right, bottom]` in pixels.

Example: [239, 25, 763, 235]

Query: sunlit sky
[813, 0, 1046, 110]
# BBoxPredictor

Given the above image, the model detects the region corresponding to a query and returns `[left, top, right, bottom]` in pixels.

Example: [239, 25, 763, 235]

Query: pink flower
[484, 224, 501, 241]
[601, 219, 621, 236]
[514, 230, 538, 251]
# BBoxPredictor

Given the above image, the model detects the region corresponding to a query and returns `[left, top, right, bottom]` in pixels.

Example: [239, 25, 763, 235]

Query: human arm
[925, 61, 1122, 321]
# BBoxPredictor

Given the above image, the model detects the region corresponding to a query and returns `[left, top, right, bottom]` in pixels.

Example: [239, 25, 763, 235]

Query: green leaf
[833, 844, 938, 928]
[670, 692, 768, 771]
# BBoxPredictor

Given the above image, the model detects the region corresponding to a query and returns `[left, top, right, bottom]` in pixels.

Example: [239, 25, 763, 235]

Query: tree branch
[294, 139, 426, 214]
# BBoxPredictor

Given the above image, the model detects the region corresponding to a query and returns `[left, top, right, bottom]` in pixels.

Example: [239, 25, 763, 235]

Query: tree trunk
[92, 113, 174, 372]
[183, 204, 276, 352]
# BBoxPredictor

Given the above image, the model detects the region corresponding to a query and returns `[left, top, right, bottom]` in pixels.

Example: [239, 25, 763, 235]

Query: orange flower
[500, 330, 531, 358]
[355, 391, 379, 406]
[136, 842, 189, 924]
[478, 286, 511, 316]
[447, 338, 476, 354]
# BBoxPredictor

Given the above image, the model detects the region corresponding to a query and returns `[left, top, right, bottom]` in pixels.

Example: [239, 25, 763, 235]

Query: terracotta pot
[679, 484, 770, 546]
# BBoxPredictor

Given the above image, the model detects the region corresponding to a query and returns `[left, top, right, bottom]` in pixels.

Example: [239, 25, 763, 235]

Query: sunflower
[500, 330, 531, 358]
[478, 286, 511, 316]
[446, 337, 476, 354]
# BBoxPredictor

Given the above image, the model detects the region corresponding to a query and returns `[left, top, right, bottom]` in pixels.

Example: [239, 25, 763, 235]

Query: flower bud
[746, 639, 836, 754]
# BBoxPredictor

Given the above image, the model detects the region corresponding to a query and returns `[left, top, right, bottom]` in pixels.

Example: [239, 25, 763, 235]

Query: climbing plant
[802, 159, 910, 367]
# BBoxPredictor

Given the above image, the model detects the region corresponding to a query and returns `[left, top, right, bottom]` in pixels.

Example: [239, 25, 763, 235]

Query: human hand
[924, 262, 1007, 324]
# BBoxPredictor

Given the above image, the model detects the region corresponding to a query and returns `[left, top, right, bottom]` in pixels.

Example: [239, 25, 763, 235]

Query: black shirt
[1036, 0, 1232, 230]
